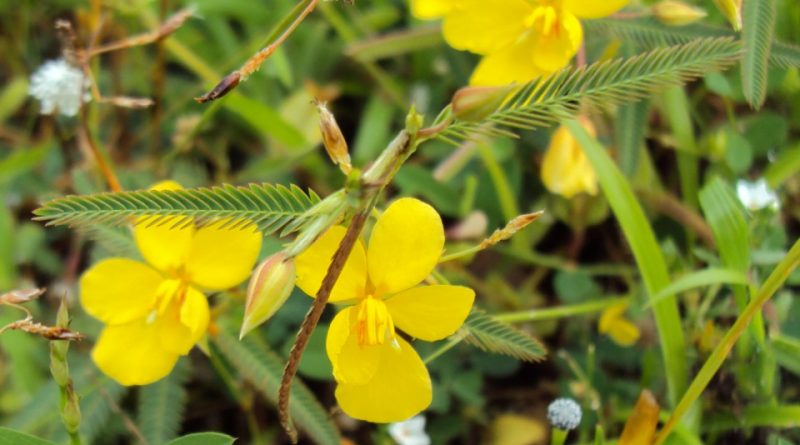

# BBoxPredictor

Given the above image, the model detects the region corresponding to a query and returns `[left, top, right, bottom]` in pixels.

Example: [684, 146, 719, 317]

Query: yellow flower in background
[541, 117, 599, 198]
[411, 0, 629, 86]
[598, 302, 640, 347]
[295, 198, 475, 422]
[79, 181, 262, 385]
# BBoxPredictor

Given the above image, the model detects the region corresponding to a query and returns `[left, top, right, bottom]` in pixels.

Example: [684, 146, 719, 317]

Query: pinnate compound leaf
[461, 310, 546, 362]
[33, 183, 319, 236]
[439, 38, 740, 144]
[211, 327, 340, 445]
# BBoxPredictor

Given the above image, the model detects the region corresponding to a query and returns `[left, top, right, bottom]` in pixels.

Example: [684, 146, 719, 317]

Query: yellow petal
[157, 286, 209, 355]
[80, 258, 163, 325]
[442, 0, 531, 54]
[326, 307, 382, 385]
[619, 390, 660, 445]
[134, 180, 194, 274]
[564, 0, 629, 19]
[386, 285, 474, 341]
[184, 219, 262, 290]
[92, 320, 180, 386]
[541, 121, 598, 198]
[599, 302, 640, 347]
[411, 0, 459, 19]
[470, 35, 545, 86]
[296, 226, 368, 302]
[368, 198, 444, 295]
[334, 336, 432, 423]
[607, 318, 641, 347]
[531, 11, 583, 72]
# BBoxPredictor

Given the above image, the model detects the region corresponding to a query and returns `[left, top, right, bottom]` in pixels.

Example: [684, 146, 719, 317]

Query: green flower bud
[49, 347, 69, 386]
[61, 384, 81, 433]
[653, 1, 707, 26]
[240, 253, 296, 339]
[451, 85, 515, 122]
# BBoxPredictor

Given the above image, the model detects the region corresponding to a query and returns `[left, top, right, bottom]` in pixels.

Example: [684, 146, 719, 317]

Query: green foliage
[211, 327, 340, 445]
[461, 310, 546, 362]
[33, 183, 320, 236]
[566, 119, 687, 407]
[742, 0, 777, 108]
[440, 38, 740, 144]
[586, 17, 800, 69]
[137, 360, 190, 445]
[0, 428, 55, 445]
[648, 268, 750, 307]
[165, 432, 237, 445]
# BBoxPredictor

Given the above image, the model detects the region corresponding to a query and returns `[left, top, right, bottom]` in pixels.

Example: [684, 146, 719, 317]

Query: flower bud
[451, 85, 515, 122]
[541, 116, 599, 199]
[653, 1, 707, 26]
[50, 351, 70, 386]
[61, 384, 81, 433]
[713, 0, 742, 31]
[240, 253, 296, 339]
[315, 100, 352, 175]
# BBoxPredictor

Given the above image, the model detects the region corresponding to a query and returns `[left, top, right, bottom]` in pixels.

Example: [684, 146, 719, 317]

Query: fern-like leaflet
[437, 37, 740, 145]
[34, 183, 319, 236]
[461, 310, 546, 362]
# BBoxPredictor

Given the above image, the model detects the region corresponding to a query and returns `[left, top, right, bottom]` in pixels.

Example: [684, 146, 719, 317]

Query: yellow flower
[598, 302, 640, 347]
[411, 0, 629, 86]
[295, 198, 475, 422]
[541, 117, 599, 198]
[79, 181, 262, 385]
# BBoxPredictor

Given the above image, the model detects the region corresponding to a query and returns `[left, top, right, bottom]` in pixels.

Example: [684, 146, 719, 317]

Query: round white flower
[29, 58, 91, 117]
[388, 415, 431, 445]
[547, 398, 582, 431]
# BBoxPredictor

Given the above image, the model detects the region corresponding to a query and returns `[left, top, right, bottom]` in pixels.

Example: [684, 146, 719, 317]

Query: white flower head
[29, 58, 91, 117]
[547, 398, 582, 431]
[388, 415, 431, 445]
[736, 178, 780, 211]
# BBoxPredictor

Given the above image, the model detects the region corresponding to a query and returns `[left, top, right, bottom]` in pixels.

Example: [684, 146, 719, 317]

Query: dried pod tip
[315, 100, 352, 174]
[195, 71, 241, 103]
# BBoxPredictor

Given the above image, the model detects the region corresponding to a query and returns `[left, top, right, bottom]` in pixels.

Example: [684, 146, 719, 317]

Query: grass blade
[565, 119, 687, 407]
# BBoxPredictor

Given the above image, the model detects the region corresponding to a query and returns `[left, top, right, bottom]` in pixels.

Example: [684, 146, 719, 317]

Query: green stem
[550, 428, 568, 445]
[423, 333, 466, 364]
[494, 297, 629, 323]
[439, 245, 482, 263]
[567, 119, 688, 408]
[654, 237, 800, 444]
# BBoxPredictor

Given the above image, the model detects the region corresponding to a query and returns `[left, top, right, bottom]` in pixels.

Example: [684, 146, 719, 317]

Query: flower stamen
[355, 296, 396, 347]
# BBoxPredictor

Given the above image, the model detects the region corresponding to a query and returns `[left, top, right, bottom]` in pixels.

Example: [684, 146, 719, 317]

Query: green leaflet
[0, 428, 55, 445]
[211, 328, 340, 445]
[586, 17, 800, 69]
[439, 38, 740, 144]
[461, 310, 546, 362]
[647, 268, 750, 307]
[33, 183, 320, 236]
[741, 0, 777, 109]
[137, 359, 190, 445]
[165, 432, 237, 445]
